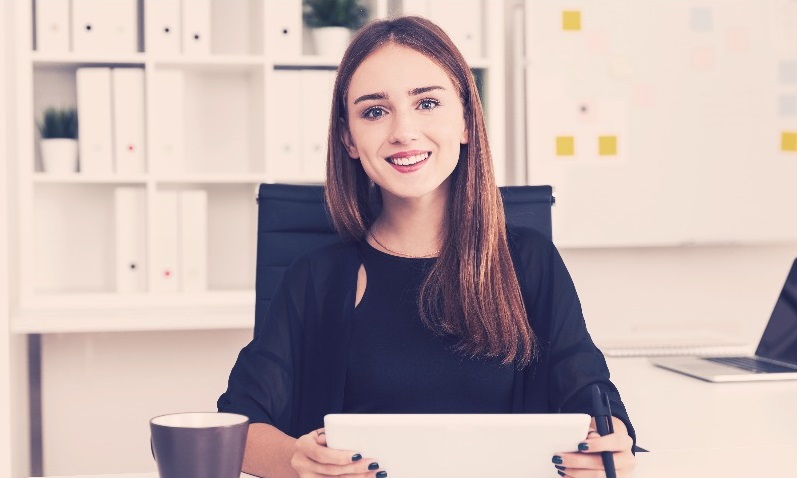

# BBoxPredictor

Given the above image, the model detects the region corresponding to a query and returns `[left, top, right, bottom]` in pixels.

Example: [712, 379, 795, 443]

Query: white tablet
[324, 413, 591, 478]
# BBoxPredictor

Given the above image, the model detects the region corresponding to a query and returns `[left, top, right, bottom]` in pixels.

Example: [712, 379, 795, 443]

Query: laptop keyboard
[704, 356, 797, 373]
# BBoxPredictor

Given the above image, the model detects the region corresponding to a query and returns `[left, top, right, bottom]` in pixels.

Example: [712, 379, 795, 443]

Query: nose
[388, 109, 419, 144]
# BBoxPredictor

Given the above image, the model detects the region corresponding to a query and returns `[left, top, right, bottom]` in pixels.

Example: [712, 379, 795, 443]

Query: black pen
[591, 384, 617, 478]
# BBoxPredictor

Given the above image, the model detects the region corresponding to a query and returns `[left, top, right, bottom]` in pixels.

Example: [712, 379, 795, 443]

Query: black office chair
[254, 183, 554, 338]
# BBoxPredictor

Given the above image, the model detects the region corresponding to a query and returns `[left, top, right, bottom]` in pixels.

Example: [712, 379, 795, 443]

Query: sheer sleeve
[217, 266, 303, 432]
[510, 228, 636, 447]
[544, 245, 636, 444]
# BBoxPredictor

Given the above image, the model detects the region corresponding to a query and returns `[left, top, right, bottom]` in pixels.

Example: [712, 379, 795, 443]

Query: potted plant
[37, 106, 79, 174]
[303, 0, 368, 58]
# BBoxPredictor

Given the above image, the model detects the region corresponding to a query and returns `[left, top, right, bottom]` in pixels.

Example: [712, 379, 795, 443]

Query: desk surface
[606, 357, 797, 452]
[37, 450, 797, 478]
[35, 358, 797, 478]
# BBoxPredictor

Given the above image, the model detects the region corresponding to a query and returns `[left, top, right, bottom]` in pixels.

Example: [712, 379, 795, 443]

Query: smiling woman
[218, 16, 637, 478]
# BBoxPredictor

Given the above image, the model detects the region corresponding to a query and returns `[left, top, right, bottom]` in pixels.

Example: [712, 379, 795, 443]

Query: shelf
[154, 174, 270, 184]
[32, 51, 147, 68]
[11, 290, 255, 334]
[273, 56, 490, 70]
[274, 56, 341, 69]
[32, 173, 148, 184]
[153, 55, 266, 72]
[11, 304, 254, 334]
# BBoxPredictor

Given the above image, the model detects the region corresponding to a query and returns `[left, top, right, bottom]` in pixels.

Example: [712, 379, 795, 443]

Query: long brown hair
[325, 16, 536, 367]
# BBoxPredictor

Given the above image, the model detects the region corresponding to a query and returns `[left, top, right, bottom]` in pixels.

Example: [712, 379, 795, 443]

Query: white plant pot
[312, 27, 351, 58]
[41, 138, 79, 174]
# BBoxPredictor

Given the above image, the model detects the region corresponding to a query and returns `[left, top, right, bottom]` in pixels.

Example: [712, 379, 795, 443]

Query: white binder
[267, 69, 302, 181]
[300, 70, 335, 182]
[265, 0, 302, 59]
[150, 70, 185, 175]
[151, 190, 180, 293]
[72, 0, 138, 54]
[145, 0, 181, 55]
[112, 68, 146, 175]
[182, 0, 211, 55]
[427, 0, 482, 60]
[178, 190, 208, 292]
[114, 187, 148, 293]
[76, 68, 113, 174]
[35, 0, 70, 53]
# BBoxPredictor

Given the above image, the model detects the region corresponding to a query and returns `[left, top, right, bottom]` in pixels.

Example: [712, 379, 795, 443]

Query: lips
[386, 151, 431, 166]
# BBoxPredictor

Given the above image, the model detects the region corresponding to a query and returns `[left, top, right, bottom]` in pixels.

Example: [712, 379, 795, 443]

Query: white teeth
[389, 152, 429, 166]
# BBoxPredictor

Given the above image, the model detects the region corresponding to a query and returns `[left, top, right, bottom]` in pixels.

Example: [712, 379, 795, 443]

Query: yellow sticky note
[562, 11, 582, 31]
[598, 136, 618, 156]
[782, 131, 797, 152]
[556, 136, 575, 156]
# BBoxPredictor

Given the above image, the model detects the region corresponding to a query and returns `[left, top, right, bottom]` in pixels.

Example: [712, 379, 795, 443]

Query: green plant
[303, 0, 368, 29]
[37, 107, 78, 139]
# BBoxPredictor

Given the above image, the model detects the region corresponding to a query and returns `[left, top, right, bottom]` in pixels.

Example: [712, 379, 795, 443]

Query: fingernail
[376, 471, 388, 478]
[578, 442, 589, 451]
[368, 462, 380, 470]
[351, 453, 362, 461]
[555, 465, 567, 470]
[558, 471, 565, 477]
[552, 455, 563, 464]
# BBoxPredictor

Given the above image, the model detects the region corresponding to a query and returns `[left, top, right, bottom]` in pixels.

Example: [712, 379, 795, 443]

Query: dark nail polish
[368, 462, 380, 470]
[552, 455, 563, 464]
[578, 442, 589, 451]
[351, 453, 362, 461]
[558, 471, 565, 477]
[555, 464, 567, 470]
[376, 471, 388, 478]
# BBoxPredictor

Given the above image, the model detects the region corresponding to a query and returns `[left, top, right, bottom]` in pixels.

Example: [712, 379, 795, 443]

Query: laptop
[650, 258, 797, 382]
[324, 413, 590, 478]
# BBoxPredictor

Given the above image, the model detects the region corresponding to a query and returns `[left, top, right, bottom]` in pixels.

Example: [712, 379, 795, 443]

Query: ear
[460, 125, 468, 144]
[339, 119, 360, 159]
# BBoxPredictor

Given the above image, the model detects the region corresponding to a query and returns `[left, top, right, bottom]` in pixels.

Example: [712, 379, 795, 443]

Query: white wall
[561, 243, 797, 347]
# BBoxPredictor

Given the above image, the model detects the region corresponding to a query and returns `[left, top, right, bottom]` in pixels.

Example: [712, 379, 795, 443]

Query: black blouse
[342, 242, 514, 414]
[218, 227, 636, 446]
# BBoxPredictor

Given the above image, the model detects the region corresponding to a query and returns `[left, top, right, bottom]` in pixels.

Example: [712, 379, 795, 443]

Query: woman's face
[341, 43, 468, 202]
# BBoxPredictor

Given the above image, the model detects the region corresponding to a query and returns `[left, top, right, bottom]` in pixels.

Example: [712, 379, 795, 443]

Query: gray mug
[150, 412, 249, 478]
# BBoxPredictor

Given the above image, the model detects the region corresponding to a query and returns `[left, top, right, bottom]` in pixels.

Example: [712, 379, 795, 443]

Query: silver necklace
[368, 232, 440, 259]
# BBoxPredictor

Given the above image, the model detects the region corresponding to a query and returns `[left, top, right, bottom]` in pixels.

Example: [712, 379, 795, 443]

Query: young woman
[219, 16, 636, 478]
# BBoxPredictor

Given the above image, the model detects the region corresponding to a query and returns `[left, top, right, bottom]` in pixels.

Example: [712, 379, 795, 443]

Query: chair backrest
[254, 183, 554, 337]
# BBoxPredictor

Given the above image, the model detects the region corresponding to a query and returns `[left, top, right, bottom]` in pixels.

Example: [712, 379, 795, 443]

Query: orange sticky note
[782, 131, 797, 152]
[598, 136, 617, 156]
[556, 136, 575, 156]
[562, 11, 581, 31]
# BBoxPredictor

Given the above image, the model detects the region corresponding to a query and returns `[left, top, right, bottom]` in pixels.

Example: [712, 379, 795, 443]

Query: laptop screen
[756, 259, 797, 365]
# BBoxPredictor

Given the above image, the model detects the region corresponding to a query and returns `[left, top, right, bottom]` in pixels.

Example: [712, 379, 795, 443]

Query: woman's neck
[370, 187, 448, 257]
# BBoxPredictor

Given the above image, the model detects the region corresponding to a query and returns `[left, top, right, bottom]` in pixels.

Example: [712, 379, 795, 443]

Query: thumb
[315, 428, 328, 446]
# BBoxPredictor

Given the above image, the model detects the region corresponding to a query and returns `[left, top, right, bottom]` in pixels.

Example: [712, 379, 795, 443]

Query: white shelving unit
[10, 0, 507, 335]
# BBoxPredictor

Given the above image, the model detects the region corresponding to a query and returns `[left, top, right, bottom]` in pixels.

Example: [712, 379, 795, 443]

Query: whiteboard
[525, 0, 797, 247]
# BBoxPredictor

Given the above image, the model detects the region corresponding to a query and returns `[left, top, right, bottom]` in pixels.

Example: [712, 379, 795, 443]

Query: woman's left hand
[552, 417, 636, 477]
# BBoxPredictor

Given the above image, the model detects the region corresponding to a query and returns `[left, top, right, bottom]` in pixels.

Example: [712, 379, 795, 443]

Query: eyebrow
[352, 85, 446, 105]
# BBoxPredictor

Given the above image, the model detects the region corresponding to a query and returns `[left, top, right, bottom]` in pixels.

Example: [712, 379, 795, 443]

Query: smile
[386, 151, 430, 166]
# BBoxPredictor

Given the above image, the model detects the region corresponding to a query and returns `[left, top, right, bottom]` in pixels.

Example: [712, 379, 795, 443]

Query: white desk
[33, 358, 797, 478]
[607, 357, 797, 452]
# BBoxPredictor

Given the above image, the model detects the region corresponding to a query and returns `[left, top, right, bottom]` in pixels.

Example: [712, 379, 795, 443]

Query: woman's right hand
[291, 428, 386, 478]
